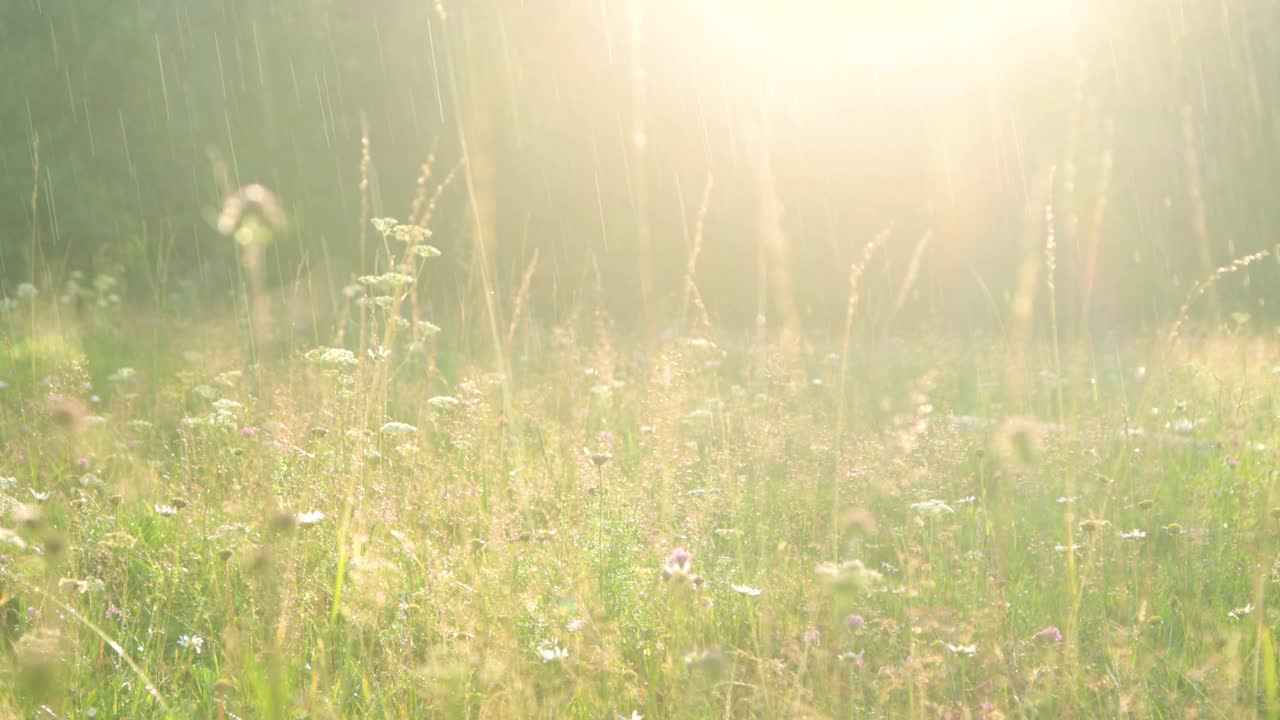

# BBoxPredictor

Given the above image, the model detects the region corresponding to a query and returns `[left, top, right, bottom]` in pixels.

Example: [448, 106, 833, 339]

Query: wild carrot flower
[297, 511, 325, 527]
[910, 499, 955, 515]
[379, 421, 417, 436]
[815, 560, 884, 591]
[536, 642, 569, 663]
[428, 396, 460, 411]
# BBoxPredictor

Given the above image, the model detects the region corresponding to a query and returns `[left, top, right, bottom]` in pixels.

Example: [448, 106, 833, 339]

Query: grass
[1, 266, 1278, 719]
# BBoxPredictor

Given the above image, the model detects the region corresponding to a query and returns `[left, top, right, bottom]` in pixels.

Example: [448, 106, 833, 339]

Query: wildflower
[1033, 626, 1063, 642]
[297, 511, 325, 526]
[105, 604, 124, 621]
[177, 635, 204, 654]
[536, 642, 569, 663]
[1078, 519, 1109, 533]
[16, 282, 37, 301]
[1229, 603, 1255, 620]
[1225, 455, 1239, 470]
[154, 504, 177, 517]
[815, 560, 884, 591]
[731, 584, 761, 597]
[945, 643, 977, 656]
[588, 450, 613, 467]
[305, 347, 358, 371]
[1117, 529, 1146, 540]
[1164, 523, 1183, 534]
[240, 426, 257, 438]
[29, 489, 52, 502]
[428, 395, 460, 411]
[844, 613, 867, 629]
[910, 499, 955, 516]
[803, 628, 821, 647]
[617, 712, 644, 720]
[837, 650, 865, 663]
[379, 421, 417, 436]
[217, 184, 286, 243]
[663, 548, 695, 581]
[1056, 496, 1078, 504]
[1054, 543, 1084, 553]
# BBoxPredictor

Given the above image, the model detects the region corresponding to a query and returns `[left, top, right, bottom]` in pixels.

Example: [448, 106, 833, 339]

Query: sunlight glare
[683, 0, 1077, 98]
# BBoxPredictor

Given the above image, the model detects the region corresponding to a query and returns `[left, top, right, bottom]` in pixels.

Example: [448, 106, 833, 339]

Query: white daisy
[177, 635, 204, 654]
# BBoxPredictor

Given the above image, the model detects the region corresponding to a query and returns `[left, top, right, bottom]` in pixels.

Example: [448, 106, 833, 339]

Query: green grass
[1, 284, 1278, 718]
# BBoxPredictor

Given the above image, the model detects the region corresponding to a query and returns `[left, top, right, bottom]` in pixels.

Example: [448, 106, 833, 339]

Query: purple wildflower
[662, 548, 699, 584]
[844, 613, 867, 630]
[1034, 625, 1063, 642]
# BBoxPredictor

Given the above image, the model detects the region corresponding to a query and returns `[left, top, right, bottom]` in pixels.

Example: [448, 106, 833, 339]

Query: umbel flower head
[217, 184, 286, 245]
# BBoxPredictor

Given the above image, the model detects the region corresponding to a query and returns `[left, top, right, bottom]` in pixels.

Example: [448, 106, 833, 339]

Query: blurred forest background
[3, 0, 1279, 343]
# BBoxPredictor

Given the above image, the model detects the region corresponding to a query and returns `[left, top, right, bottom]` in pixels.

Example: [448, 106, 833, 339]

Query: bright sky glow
[678, 0, 1077, 99]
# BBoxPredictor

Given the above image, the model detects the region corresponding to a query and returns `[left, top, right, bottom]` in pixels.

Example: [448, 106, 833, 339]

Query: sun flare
[680, 0, 1076, 97]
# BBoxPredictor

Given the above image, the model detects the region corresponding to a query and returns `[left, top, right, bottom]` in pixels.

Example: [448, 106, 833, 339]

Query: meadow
[1, 229, 1278, 718]
[6, 1, 1280, 717]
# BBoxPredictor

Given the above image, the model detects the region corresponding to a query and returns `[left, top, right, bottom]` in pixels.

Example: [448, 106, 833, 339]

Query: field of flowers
[2, 271, 1277, 717]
